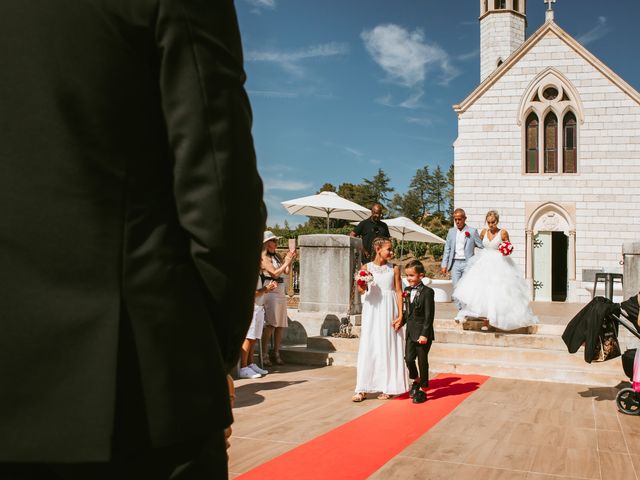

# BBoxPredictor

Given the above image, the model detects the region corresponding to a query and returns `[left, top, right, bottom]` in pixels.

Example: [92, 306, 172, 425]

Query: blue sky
[235, 0, 640, 228]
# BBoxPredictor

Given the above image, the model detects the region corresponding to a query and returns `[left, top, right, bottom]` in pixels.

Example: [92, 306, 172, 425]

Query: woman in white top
[453, 210, 538, 331]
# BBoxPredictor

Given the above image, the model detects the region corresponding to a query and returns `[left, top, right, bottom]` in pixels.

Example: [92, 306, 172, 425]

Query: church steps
[435, 329, 568, 351]
[279, 345, 357, 367]
[279, 324, 627, 385]
[307, 330, 569, 352]
[429, 342, 618, 371]
[428, 357, 623, 387]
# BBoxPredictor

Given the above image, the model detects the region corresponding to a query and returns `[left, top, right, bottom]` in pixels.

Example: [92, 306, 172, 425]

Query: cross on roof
[544, 0, 556, 11]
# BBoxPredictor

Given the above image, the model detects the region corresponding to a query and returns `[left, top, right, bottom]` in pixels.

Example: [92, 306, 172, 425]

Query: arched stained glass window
[563, 112, 577, 173]
[526, 113, 539, 173]
[544, 112, 558, 173]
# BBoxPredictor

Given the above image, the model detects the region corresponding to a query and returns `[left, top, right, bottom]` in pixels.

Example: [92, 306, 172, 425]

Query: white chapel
[453, 0, 640, 303]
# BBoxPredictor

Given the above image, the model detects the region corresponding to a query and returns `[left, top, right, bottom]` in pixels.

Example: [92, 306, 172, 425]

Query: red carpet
[236, 373, 488, 480]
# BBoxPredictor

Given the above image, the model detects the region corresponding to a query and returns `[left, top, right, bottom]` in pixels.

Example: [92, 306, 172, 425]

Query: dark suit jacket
[402, 284, 435, 343]
[0, 0, 264, 462]
[562, 297, 620, 363]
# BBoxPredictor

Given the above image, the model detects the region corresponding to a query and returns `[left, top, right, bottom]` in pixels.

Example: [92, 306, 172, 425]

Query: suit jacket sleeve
[473, 228, 484, 249]
[421, 287, 435, 338]
[156, 0, 266, 372]
[441, 229, 452, 268]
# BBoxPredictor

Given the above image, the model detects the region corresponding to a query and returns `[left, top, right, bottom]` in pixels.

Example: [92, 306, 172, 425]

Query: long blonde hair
[485, 210, 500, 224]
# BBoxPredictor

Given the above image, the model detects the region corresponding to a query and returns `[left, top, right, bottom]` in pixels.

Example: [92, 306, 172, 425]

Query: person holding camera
[260, 231, 297, 366]
[350, 204, 390, 264]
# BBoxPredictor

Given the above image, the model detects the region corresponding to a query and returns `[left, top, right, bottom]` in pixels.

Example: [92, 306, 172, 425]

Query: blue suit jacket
[441, 225, 483, 270]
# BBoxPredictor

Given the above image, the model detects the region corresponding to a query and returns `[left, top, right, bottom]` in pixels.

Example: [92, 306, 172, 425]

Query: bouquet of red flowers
[498, 241, 514, 256]
[354, 269, 374, 288]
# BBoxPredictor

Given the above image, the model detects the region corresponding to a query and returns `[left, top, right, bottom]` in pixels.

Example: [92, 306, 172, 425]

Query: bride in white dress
[352, 237, 407, 401]
[453, 210, 538, 331]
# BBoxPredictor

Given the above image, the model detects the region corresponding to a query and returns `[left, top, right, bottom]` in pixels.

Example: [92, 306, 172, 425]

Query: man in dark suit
[401, 260, 435, 404]
[0, 1, 264, 478]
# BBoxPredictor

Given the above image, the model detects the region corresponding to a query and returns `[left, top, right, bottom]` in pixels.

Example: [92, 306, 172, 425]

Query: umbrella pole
[400, 238, 404, 261]
[326, 213, 330, 232]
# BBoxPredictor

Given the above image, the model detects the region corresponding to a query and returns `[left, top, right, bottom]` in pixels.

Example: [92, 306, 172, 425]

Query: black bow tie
[409, 285, 420, 290]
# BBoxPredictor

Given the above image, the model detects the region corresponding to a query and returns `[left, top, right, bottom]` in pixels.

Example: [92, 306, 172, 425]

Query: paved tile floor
[229, 364, 640, 479]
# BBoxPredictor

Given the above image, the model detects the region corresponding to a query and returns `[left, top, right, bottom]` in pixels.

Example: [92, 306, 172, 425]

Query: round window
[543, 87, 558, 100]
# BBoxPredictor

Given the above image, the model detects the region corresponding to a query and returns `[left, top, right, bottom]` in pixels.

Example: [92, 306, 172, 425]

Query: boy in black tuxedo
[402, 260, 435, 404]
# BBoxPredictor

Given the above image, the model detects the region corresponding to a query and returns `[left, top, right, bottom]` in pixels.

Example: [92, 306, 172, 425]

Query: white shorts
[246, 305, 265, 340]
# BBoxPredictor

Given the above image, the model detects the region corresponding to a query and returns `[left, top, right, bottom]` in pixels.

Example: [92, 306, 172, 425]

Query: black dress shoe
[413, 390, 427, 404]
[409, 383, 420, 399]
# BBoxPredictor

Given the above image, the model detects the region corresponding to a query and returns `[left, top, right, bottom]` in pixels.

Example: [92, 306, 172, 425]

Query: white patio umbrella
[384, 216, 445, 259]
[281, 191, 371, 231]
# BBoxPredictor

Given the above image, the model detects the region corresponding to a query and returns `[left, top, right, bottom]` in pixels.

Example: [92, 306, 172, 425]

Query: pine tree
[408, 166, 432, 220]
[362, 168, 394, 208]
[428, 165, 448, 215]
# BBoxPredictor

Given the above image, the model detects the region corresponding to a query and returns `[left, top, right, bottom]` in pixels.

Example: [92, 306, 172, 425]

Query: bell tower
[480, 0, 527, 82]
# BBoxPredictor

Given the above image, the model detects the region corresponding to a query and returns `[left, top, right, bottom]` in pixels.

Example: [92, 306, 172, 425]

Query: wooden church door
[533, 232, 552, 301]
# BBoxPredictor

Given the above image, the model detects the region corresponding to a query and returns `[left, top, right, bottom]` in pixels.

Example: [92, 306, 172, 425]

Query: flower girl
[352, 237, 407, 401]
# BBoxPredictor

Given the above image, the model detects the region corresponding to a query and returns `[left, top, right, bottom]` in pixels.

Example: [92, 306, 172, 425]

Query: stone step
[349, 318, 561, 337]
[307, 336, 360, 352]
[308, 328, 569, 352]
[433, 318, 567, 336]
[430, 342, 618, 370]
[281, 333, 626, 386]
[279, 345, 358, 367]
[428, 356, 623, 387]
[435, 329, 568, 351]
[305, 335, 615, 370]
[279, 343, 624, 386]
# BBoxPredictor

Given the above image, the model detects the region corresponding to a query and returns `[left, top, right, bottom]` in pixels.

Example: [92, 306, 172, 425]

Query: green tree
[408, 166, 432, 220]
[362, 168, 393, 208]
[337, 182, 371, 208]
[428, 165, 448, 215]
[400, 191, 422, 221]
[387, 193, 404, 218]
[318, 183, 336, 193]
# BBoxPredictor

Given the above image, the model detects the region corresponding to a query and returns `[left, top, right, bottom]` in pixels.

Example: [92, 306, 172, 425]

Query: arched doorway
[525, 203, 576, 302]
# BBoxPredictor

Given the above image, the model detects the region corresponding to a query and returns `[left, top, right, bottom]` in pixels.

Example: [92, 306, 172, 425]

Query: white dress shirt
[454, 228, 466, 260]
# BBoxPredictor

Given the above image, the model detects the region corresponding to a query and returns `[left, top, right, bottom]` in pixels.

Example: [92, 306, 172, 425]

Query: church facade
[453, 0, 640, 303]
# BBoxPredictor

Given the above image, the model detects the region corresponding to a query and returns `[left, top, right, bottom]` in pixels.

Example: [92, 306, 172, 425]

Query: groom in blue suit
[441, 208, 483, 309]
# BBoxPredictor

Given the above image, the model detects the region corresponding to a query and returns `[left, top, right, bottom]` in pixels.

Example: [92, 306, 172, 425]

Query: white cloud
[399, 89, 424, 109]
[361, 24, 459, 88]
[577, 16, 610, 46]
[374, 89, 424, 110]
[406, 116, 434, 127]
[263, 178, 312, 191]
[248, 90, 299, 99]
[244, 0, 276, 14]
[457, 48, 480, 62]
[246, 42, 349, 77]
[343, 146, 364, 158]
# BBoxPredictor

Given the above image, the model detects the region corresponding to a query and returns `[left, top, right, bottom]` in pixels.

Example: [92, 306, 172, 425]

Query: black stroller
[563, 294, 640, 415]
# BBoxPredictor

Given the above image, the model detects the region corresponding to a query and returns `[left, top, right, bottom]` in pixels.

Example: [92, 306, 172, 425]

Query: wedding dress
[355, 262, 408, 395]
[453, 230, 538, 330]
